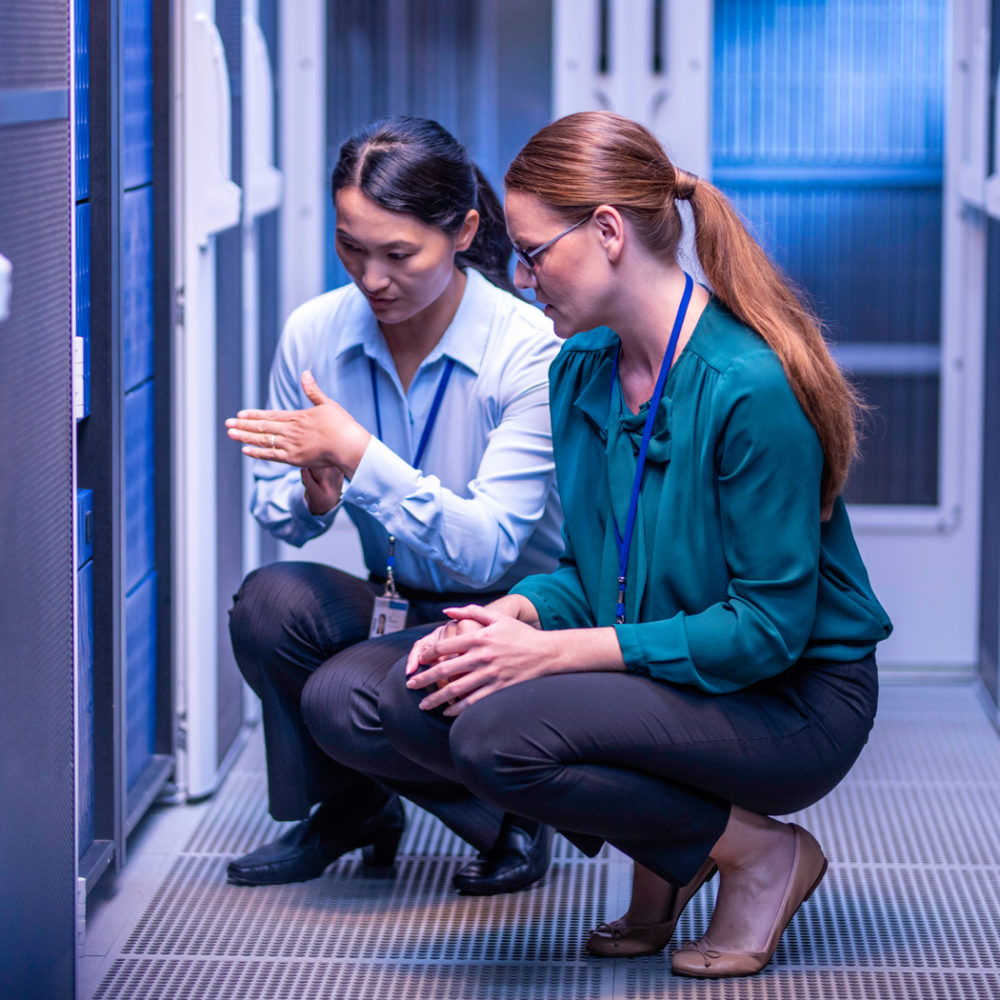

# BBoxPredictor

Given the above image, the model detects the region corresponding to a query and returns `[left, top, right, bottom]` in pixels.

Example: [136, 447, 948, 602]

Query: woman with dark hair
[384, 111, 892, 978]
[223, 116, 562, 896]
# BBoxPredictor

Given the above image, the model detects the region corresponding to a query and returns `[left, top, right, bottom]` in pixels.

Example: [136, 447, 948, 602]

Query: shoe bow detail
[592, 920, 627, 940]
[676, 937, 723, 968]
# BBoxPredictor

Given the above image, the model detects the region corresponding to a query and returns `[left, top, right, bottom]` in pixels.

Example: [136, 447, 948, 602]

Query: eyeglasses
[510, 212, 592, 270]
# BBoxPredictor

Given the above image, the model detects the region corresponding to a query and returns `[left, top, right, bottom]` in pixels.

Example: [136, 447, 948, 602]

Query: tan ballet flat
[671, 823, 827, 978]
[586, 857, 717, 958]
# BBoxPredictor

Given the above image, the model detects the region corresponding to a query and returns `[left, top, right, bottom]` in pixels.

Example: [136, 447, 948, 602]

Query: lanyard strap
[611, 272, 694, 624]
[369, 355, 457, 469]
[370, 355, 457, 596]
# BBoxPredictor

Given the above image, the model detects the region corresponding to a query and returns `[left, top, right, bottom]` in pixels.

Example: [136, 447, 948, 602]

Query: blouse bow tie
[572, 353, 674, 463]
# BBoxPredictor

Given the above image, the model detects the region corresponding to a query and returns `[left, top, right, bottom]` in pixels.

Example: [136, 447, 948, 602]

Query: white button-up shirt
[251, 268, 565, 593]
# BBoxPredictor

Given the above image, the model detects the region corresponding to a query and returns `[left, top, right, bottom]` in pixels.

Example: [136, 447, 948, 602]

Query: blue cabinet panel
[712, 0, 946, 505]
[713, 0, 945, 167]
[122, 0, 153, 188]
[76, 201, 91, 417]
[77, 559, 95, 855]
[724, 186, 942, 348]
[122, 186, 153, 391]
[124, 381, 155, 592]
[75, 0, 89, 200]
[712, 0, 946, 350]
[125, 571, 157, 790]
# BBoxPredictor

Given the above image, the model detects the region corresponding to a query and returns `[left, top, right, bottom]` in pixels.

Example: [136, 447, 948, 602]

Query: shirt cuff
[613, 618, 700, 686]
[341, 436, 420, 522]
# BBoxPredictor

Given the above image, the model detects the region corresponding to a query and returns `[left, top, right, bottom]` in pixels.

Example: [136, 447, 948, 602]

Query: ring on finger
[270, 433, 276, 449]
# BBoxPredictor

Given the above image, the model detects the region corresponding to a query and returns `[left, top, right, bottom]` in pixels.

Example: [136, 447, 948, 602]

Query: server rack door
[77, 0, 175, 896]
[0, 1, 77, 996]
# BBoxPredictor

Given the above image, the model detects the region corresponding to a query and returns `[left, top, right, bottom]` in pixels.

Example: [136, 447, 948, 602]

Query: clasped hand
[405, 605, 551, 716]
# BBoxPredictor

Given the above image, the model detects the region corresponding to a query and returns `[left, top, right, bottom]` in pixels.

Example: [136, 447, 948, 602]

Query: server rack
[0, 3, 77, 995]
[77, 0, 175, 898]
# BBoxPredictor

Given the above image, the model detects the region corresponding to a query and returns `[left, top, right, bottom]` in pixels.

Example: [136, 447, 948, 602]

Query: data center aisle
[80, 681, 1000, 1000]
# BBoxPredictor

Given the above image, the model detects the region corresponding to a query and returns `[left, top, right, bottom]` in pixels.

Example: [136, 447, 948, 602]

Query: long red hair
[505, 111, 863, 520]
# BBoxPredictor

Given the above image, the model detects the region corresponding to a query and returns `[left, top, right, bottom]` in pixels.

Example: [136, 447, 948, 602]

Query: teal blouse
[510, 299, 892, 694]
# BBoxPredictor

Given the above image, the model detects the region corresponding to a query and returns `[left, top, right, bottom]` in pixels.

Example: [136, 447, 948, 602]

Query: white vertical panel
[172, 0, 243, 797]
[553, 0, 712, 178]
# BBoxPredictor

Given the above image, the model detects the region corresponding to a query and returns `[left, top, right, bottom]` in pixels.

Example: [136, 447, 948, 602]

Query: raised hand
[225, 370, 372, 477]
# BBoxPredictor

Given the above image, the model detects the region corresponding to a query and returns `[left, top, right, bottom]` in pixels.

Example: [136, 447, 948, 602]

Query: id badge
[369, 595, 409, 638]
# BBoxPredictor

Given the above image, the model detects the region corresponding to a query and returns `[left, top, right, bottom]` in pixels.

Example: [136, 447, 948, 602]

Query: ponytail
[506, 110, 863, 518]
[685, 179, 863, 517]
[456, 165, 517, 294]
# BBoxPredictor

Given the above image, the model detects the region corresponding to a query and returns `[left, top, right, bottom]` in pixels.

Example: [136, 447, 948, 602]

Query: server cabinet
[77, 0, 175, 895]
[0, 2, 77, 995]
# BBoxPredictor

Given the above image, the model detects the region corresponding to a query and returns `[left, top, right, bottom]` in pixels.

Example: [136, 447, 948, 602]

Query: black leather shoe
[227, 794, 405, 886]
[452, 819, 553, 896]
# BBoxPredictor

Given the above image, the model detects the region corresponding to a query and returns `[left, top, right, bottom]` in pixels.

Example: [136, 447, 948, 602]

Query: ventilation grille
[89, 683, 1000, 1000]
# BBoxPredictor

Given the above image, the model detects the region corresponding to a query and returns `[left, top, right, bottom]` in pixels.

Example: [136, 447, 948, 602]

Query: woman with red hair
[384, 111, 891, 979]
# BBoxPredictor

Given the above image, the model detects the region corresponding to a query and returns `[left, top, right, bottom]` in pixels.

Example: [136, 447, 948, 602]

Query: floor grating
[82, 682, 1000, 999]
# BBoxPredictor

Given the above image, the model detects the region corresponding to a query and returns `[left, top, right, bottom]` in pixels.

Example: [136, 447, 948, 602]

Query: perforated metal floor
[83, 682, 1000, 999]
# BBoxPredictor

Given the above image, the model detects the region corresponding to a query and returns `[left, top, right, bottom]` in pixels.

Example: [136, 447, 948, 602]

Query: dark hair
[331, 116, 516, 294]
[506, 110, 864, 519]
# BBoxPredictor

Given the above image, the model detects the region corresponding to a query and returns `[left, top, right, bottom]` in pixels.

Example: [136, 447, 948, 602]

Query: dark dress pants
[229, 560, 507, 850]
[379, 652, 879, 885]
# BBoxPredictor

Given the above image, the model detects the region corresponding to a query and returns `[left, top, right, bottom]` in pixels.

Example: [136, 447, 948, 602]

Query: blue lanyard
[369, 355, 457, 470]
[610, 272, 694, 624]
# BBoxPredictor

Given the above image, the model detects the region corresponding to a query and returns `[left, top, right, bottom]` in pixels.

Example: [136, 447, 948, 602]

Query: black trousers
[229, 561, 508, 850]
[378, 652, 879, 885]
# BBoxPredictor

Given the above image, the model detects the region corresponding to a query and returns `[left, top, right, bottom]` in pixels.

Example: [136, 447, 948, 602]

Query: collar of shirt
[333, 267, 494, 380]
